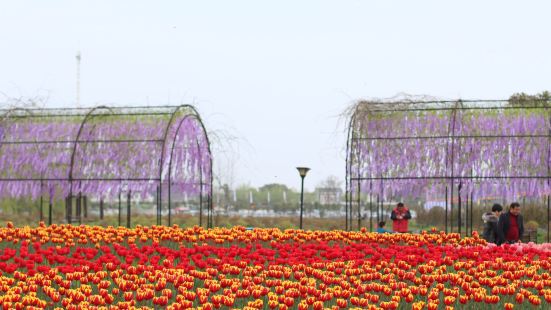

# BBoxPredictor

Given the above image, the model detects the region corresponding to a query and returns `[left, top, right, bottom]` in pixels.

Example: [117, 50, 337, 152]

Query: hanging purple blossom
[347, 100, 551, 201]
[0, 106, 212, 203]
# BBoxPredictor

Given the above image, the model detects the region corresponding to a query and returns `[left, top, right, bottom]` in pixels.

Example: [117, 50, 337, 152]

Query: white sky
[1, 1, 550, 191]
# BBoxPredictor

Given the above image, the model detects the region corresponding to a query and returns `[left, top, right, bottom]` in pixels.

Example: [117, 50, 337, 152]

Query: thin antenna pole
[76, 51, 81, 108]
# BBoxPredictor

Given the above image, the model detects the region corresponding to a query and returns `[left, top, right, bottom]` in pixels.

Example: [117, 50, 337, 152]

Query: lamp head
[296, 167, 310, 178]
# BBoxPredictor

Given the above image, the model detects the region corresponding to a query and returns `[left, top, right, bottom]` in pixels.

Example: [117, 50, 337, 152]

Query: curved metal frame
[67, 106, 114, 224]
[68, 106, 114, 197]
[158, 104, 213, 228]
[0, 105, 212, 227]
[165, 113, 213, 227]
[346, 99, 551, 241]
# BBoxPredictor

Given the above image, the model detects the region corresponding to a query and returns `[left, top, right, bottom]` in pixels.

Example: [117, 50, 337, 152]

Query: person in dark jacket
[482, 203, 503, 243]
[390, 202, 412, 233]
[497, 202, 524, 245]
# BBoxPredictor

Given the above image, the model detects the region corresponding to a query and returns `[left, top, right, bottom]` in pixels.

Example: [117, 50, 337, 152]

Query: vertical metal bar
[450, 186, 454, 233]
[345, 182, 349, 231]
[199, 183, 203, 227]
[158, 183, 162, 225]
[383, 198, 387, 222]
[65, 196, 68, 224]
[357, 179, 361, 230]
[458, 183, 462, 236]
[99, 198, 104, 220]
[83, 195, 87, 218]
[380, 177, 384, 227]
[127, 190, 131, 228]
[199, 163, 208, 227]
[156, 185, 160, 225]
[376, 194, 380, 224]
[40, 195, 44, 223]
[66, 196, 72, 224]
[470, 191, 474, 235]
[76, 192, 82, 225]
[355, 129, 363, 231]
[168, 179, 171, 226]
[344, 190, 352, 231]
[469, 167, 473, 236]
[300, 176, 305, 230]
[79, 193, 82, 224]
[386, 197, 392, 222]
[468, 191, 471, 235]
[48, 198, 52, 226]
[464, 190, 467, 235]
[158, 185, 161, 226]
[206, 193, 210, 228]
[208, 194, 213, 228]
[447, 101, 459, 234]
[118, 191, 121, 227]
[158, 182, 162, 226]
[39, 179, 43, 222]
[345, 112, 355, 231]
[369, 185, 373, 232]
[380, 196, 384, 223]
[445, 186, 448, 233]
[381, 196, 384, 222]
[465, 189, 472, 236]
[547, 195, 550, 243]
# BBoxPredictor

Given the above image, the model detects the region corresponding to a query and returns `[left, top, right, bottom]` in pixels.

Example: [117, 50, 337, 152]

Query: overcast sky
[1, 1, 550, 191]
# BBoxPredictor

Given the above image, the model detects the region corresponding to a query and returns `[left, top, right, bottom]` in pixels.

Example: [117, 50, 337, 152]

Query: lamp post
[296, 167, 310, 230]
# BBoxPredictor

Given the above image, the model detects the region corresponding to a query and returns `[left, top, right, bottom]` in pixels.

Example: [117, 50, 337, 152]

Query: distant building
[316, 187, 342, 205]
[424, 201, 446, 210]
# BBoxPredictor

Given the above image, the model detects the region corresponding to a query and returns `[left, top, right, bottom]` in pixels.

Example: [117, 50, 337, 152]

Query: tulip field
[1, 223, 551, 309]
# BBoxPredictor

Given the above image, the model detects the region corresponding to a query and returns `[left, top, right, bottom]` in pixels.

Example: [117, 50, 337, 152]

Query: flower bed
[0, 223, 550, 309]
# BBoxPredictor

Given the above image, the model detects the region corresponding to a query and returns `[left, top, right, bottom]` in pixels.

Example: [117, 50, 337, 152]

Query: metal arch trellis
[0, 105, 213, 228]
[159, 104, 213, 229]
[158, 105, 184, 226]
[345, 99, 551, 242]
[67, 106, 115, 224]
[68, 106, 114, 195]
[165, 110, 213, 228]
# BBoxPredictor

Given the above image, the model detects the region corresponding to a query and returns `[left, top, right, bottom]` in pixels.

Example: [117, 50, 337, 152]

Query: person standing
[390, 202, 412, 233]
[482, 203, 503, 243]
[497, 202, 524, 245]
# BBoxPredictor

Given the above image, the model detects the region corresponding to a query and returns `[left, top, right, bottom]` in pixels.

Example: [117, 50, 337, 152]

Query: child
[376, 221, 392, 233]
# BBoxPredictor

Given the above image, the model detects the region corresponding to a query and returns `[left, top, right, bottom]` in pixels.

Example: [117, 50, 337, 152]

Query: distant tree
[316, 175, 343, 189]
[508, 91, 550, 107]
[257, 183, 288, 211]
[259, 183, 289, 192]
[231, 183, 318, 212]
[314, 176, 343, 211]
[417, 206, 445, 228]
[234, 185, 258, 210]
[221, 184, 230, 213]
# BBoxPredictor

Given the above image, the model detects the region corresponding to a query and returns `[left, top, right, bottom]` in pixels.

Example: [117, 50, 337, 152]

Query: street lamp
[296, 167, 310, 230]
